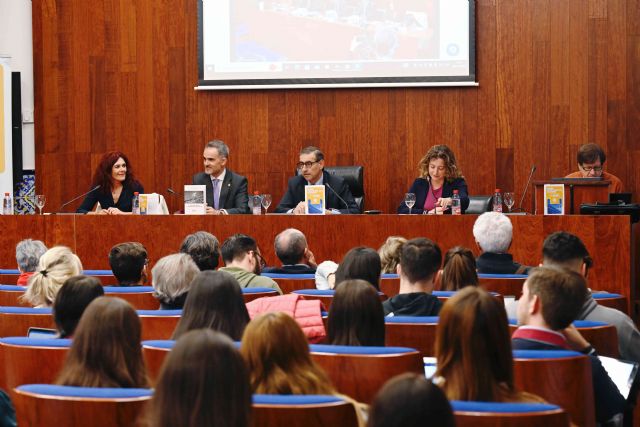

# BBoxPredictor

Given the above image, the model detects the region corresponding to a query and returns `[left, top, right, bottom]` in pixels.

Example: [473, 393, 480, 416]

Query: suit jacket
[275, 170, 360, 214]
[76, 182, 144, 213]
[192, 170, 250, 214]
[397, 177, 470, 214]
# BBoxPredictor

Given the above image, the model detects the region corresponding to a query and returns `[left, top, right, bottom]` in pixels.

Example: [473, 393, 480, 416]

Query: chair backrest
[451, 400, 569, 427]
[464, 195, 492, 214]
[0, 307, 55, 337]
[142, 340, 175, 385]
[136, 310, 181, 341]
[292, 289, 387, 310]
[324, 166, 364, 213]
[262, 274, 316, 294]
[379, 274, 399, 298]
[252, 394, 359, 427]
[513, 349, 596, 427]
[103, 286, 160, 310]
[591, 292, 627, 314]
[13, 384, 152, 427]
[384, 316, 439, 357]
[478, 274, 527, 297]
[572, 320, 619, 358]
[0, 284, 29, 307]
[242, 288, 279, 303]
[310, 344, 422, 403]
[0, 337, 71, 390]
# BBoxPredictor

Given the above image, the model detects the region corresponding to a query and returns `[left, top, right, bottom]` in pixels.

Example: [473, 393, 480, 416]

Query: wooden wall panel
[32, 0, 640, 214]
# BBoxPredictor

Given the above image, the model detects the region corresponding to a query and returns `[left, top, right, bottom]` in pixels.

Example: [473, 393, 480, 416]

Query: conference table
[0, 214, 636, 316]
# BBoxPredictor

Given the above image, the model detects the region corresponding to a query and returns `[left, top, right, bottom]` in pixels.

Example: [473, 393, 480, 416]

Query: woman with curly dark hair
[77, 151, 144, 214]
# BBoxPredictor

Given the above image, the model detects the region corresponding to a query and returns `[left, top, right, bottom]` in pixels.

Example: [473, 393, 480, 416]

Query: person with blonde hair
[378, 236, 406, 274]
[56, 297, 148, 388]
[20, 246, 83, 307]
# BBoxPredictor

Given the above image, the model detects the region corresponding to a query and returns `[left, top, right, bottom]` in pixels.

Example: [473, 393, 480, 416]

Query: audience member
[440, 246, 478, 291]
[151, 253, 200, 309]
[315, 260, 338, 290]
[147, 329, 251, 427]
[367, 373, 455, 427]
[334, 246, 382, 290]
[263, 228, 317, 274]
[179, 231, 220, 270]
[377, 236, 406, 274]
[15, 239, 47, 286]
[21, 246, 83, 307]
[328, 280, 385, 346]
[472, 212, 530, 274]
[241, 312, 335, 394]
[435, 287, 543, 403]
[108, 242, 148, 286]
[542, 231, 640, 363]
[219, 234, 282, 294]
[53, 275, 104, 338]
[172, 271, 250, 341]
[383, 238, 442, 316]
[565, 143, 623, 192]
[56, 297, 148, 388]
[512, 267, 625, 423]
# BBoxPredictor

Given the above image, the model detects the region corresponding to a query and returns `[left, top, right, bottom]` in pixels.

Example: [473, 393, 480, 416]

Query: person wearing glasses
[274, 146, 360, 214]
[192, 140, 250, 214]
[218, 234, 283, 294]
[565, 143, 623, 192]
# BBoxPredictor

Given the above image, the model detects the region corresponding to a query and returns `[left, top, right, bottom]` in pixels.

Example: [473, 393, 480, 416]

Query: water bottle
[2, 193, 13, 215]
[451, 190, 462, 215]
[251, 191, 262, 215]
[132, 192, 140, 215]
[492, 188, 503, 213]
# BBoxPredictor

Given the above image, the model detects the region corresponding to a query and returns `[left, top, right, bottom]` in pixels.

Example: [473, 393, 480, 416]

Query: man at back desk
[275, 146, 360, 214]
[565, 143, 624, 193]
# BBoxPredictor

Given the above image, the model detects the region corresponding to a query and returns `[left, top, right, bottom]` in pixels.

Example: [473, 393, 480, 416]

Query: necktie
[213, 179, 220, 210]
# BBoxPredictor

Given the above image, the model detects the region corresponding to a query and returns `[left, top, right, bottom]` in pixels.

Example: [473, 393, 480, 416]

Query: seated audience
[367, 373, 455, 427]
[171, 271, 250, 341]
[15, 238, 47, 286]
[315, 260, 338, 290]
[472, 212, 530, 274]
[565, 143, 623, 192]
[378, 236, 406, 274]
[328, 280, 385, 346]
[383, 238, 442, 316]
[151, 253, 200, 309]
[56, 297, 148, 388]
[513, 267, 625, 423]
[435, 287, 543, 403]
[147, 329, 251, 427]
[262, 228, 317, 274]
[20, 246, 83, 307]
[219, 234, 282, 294]
[53, 275, 104, 338]
[335, 246, 382, 290]
[542, 231, 640, 363]
[241, 311, 336, 394]
[439, 246, 478, 291]
[108, 242, 148, 286]
[179, 231, 220, 270]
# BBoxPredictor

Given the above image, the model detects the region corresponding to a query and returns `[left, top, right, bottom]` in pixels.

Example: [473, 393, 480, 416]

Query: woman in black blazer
[397, 145, 469, 214]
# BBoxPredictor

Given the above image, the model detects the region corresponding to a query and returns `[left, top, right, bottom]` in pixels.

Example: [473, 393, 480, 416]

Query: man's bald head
[274, 228, 308, 266]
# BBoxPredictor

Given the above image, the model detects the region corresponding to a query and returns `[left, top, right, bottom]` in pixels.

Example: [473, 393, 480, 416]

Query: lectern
[533, 179, 609, 215]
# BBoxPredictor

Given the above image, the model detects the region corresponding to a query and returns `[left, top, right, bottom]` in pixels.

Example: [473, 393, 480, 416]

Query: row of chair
[11, 384, 570, 427]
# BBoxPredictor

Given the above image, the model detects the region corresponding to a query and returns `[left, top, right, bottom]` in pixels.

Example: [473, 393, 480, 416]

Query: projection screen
[197, 0, 476, 90]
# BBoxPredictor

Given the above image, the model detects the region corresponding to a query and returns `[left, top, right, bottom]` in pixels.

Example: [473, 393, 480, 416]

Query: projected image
[199, 0, 473, 88]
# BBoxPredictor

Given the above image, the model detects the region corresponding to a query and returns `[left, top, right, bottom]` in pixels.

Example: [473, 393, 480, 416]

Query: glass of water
[404, 193, 416, 214]
[35, 195, 46, 215]
[503, 192, 515, 213]
[261, 194, 272, 213]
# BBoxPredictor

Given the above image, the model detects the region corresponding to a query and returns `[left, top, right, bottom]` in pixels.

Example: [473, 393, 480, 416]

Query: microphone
[325, 183, 350, 212]
[167, 188, 184, 197]
[57, 185, 101, 213]
[516, 165, 537, 213]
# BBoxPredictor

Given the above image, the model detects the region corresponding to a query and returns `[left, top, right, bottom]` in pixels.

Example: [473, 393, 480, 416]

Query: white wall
[0, 0, 35, 170]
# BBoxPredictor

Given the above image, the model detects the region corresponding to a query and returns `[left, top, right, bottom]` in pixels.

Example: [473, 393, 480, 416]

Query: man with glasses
[275, 146, 359, 214]
[565, 143, 623, 192]
[219, 234, 283, 294]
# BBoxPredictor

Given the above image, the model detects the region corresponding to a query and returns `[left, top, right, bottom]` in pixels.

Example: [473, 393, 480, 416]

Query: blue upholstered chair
[384, 316, 439, 356]
[252, 394, 359, 427]
[0, 337, 71, 389]
[451, 400, 569, 426]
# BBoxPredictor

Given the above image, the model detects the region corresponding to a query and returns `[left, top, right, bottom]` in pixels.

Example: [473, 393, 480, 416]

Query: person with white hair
[472, 212, 530, 274]
[15, 239, 48, 285]
[151, 253, 200, 309]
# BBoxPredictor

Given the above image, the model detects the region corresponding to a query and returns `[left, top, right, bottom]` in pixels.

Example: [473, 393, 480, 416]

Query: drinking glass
[261, 194, 272, 213]
[35, 195, 46, 215]
[404, 193, 416, 214]
[503, 192, 515, 213]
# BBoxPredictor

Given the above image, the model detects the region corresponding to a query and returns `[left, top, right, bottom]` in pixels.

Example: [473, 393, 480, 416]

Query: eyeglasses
[253, 251, 267, 270]
[296, 161, 319, 170]
[580, 165, 603, 173]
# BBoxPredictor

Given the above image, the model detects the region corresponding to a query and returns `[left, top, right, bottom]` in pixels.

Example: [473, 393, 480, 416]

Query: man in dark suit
[192, 140, 249, 214]
[275, 146, 359, 214]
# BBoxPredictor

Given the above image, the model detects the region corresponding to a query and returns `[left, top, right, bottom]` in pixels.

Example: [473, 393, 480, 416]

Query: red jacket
[246, 294, 326, 343]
